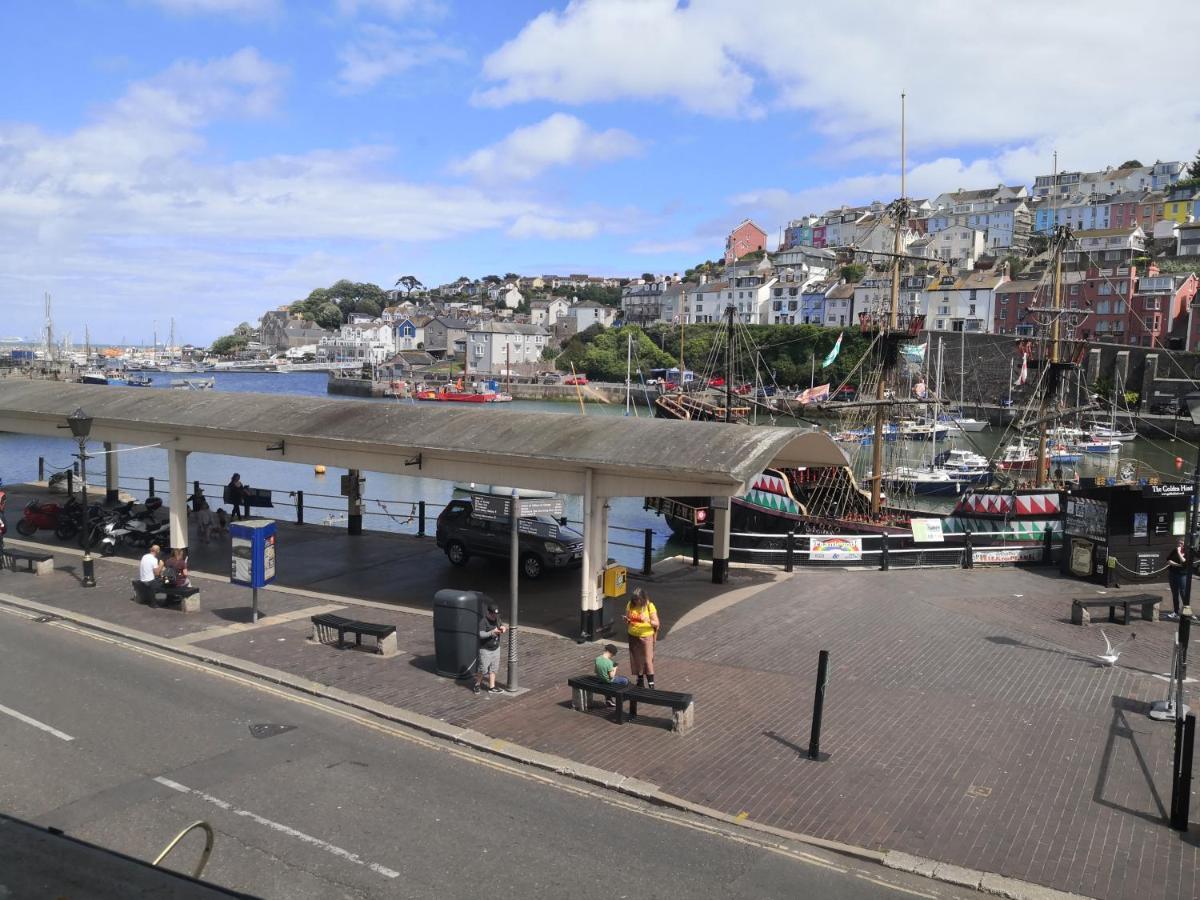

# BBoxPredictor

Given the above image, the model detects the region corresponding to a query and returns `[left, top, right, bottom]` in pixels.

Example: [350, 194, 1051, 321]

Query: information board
[809, 536, 862, 561]
[911, 518, 944, 543]
[1133, 512, 1148, 539]
[1066, 497, 1107, 542]
[1136, 552, 1159, 576]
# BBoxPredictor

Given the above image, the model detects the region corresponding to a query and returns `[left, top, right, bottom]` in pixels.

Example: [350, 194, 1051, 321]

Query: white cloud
[451, 113, 642, 182]
[141, 0, 280, 17]
[335, 24, 462, 93]
[335, 0, 446, 20]
[0, 49, 618, 341]
[479, 0, 1200, 165]
[506, 215, 600, 240]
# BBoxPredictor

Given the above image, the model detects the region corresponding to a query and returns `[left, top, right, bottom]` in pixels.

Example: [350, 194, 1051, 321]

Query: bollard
[963, 530, 974, 569]
[418, 500, 426, 537]
[1042, 527, 1053, 565]
[67, 470, 73, 497]
[73, 460, 80, 476]
[808, 650, 830, 760]
[296, 490, 304, 525]
[38, 456, 44, 481]
[880, 532, 890, 571]
[692, 527, 700, 567]
[785, 530, 796, 573]
[643, 528, 653, 576]
[148, 476, 156, 498]
[1176, 713, 1196, 830]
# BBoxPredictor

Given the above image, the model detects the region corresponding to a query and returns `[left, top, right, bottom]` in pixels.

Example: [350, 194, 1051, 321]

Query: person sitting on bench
[163, 548, 189, 589]
[594, 644, 629, 708]
[138, 544, 165, 597]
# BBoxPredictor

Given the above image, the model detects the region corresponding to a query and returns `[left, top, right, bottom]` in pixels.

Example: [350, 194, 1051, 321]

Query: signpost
[229, 518, 277, 623]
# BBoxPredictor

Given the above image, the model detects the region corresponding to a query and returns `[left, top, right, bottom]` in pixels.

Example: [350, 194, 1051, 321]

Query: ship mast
[1034, 154, 1065, 488]
[870, 92, 906, 516]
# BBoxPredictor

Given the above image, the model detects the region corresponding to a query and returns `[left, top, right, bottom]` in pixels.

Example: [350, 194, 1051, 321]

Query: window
[773, 288, 783, 297]
[1145, 297, 1160, 311]
[968, 304, 976, 315]
[1098, 300, 1111, 315]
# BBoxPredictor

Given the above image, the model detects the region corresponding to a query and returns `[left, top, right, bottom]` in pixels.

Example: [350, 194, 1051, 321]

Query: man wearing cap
[474, 603, 507, 695]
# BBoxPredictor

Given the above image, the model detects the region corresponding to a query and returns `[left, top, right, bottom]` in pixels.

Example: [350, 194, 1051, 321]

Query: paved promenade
[2, 524, 1198, 899]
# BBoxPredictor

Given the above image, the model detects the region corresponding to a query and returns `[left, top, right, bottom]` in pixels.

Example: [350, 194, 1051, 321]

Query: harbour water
[0, 372, 672, 567]
[1, 373, 1193, 564]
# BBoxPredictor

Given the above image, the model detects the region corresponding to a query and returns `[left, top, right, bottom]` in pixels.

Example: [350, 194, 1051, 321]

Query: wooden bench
[310, 612, 397, 656]
[568, 675, 632, 723]
[567, 676, 694, 733]
[2, 549, 54, 575]
[1071, 593, 1160, 626]
[130, 579, 201, 612]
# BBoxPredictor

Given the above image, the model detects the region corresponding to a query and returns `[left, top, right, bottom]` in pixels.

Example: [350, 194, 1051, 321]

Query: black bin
[433, 589, 487, 678]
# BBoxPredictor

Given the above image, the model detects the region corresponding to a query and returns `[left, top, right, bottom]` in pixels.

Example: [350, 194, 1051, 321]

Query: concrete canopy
[0, 382, 848, 498]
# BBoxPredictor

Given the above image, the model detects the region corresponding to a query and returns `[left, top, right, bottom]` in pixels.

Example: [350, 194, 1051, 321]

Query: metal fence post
[1174, 713, 1196, 830]
[880, 533, 890, 571]
[785, 530, 796, 573]
[38, 456, 44, 481]
[808, 650, 830, 760]
[692, 527, 700, 567]
[1042, 527, 1053, 565]
[296, 490, 304, 525]
[148, 476, 156, 498]
[418, 500, 426, 537]
[643, 528, 653, 576]
[963, 530, 974, 569]
[66, 469, 73, 496]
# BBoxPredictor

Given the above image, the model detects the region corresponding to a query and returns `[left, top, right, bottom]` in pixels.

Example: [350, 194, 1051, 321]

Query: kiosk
[230, 518, 277, 622]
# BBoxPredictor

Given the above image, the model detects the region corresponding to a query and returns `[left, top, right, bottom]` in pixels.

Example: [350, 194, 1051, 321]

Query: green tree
[315, 302, 342, 331]
[1028, 234, 1050, 256]
[210, 333, 249, 356]
[395, 275, 424, 295]
[641, 273, 656, 283]
[1119, 159, 1144, 169]
[839, 263, 865, 283]
[1187, 150, 1200, 180]
[556, 325, 675, 381]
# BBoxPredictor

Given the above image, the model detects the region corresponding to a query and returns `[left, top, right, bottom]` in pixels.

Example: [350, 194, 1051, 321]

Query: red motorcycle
[16, 500, 63, 537]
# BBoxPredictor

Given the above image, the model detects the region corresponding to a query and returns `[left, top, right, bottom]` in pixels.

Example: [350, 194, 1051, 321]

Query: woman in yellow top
[623, 588, 660, 689]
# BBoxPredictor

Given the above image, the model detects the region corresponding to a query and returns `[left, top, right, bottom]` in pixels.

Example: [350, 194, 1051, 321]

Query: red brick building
[724, 219, 768, 264]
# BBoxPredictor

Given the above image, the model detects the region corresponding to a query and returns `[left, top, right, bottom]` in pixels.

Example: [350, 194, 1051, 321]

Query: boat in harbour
[170, 377, 215, 391]
[413, 382, 513, 403]
[126, 373, 153, 387]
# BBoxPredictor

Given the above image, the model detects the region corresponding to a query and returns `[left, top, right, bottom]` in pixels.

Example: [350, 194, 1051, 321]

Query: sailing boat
[1084, 369, 1136, 441]
[941, 331, 988, 432]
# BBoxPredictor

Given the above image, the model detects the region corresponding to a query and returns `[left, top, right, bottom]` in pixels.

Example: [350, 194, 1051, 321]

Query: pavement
[0, 596, 989, 900]
[2, 498, 1198, 899]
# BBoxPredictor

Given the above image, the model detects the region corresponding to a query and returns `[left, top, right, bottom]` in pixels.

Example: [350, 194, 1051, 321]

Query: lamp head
[66, 407, 93, 440]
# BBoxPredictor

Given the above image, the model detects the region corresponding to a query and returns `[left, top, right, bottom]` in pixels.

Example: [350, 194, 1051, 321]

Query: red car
[707, 376, 725, 388]
[563, 374, 589, 385]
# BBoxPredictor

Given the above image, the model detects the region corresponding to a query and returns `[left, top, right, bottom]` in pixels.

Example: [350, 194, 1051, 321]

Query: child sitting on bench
[594, 644, 630, 707]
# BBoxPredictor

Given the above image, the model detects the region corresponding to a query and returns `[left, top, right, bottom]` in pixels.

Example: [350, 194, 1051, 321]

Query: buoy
[1176, 457, 1184, 471]
[314, 465, 327, 475]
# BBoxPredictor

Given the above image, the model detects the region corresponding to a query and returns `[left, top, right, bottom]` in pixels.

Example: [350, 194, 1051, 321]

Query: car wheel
[520, 553, 544, 580]
[446, 540, 469, 567]
[16, 519, 37, 536]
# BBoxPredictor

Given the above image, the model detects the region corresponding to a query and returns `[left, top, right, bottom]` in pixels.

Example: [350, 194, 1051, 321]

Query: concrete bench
[567, 676, 694, 732]
[1071, 594, 1160, 626]
[310, 612, 397, 657]
[130, 579, 201, 613]
[2, 549, 54, 575]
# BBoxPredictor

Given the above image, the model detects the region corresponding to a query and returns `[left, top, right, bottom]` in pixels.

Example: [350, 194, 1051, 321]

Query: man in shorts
[474, 603, 507, 694]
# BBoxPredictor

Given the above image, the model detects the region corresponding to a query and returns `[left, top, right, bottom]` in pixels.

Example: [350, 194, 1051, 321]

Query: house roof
[469, 322, 549, 336]
[1074, 227, 1144, 238]
[995, 278, 1045, 294]
[825, 283, 856, 300]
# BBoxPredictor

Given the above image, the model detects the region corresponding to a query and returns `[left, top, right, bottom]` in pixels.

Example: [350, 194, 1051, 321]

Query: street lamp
[1168, 391, 1200, 829]
[66, 407, 96, 588]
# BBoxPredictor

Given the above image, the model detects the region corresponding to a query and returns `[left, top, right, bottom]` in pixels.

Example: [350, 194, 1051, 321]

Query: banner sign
[809, 535, 862, 560]
[975, 546, 1044, 565]
[911, 518, 944, 543]
[1143, 483, 1190, 497]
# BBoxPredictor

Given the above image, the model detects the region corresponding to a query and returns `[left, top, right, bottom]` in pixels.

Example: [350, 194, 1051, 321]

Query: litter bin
[433, 589, 487, 678]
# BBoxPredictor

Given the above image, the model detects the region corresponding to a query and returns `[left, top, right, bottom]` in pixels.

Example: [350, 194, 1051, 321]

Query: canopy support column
[168, 448, 189, 554]
[579, 469, 601, 642]
[103, 441, 119, 504]
[711, 496, 730, 584]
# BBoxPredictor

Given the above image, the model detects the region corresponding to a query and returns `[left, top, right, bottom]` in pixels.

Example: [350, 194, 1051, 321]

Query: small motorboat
[1077, 438, 1121, 454]
[997, 439, 1042, 471]
[126, 373, 153, 387]
[879, 465, 963, 496]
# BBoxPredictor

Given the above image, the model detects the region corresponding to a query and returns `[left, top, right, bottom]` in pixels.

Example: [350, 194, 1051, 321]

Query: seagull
[1099, 629, 1136, 666]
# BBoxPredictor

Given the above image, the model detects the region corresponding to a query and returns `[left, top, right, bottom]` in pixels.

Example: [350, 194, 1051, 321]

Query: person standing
[225, 473, 249, 520]
[623, 588, 660, 689]
[474, 603, 507, 695]
[1166, 537, 1189, 621]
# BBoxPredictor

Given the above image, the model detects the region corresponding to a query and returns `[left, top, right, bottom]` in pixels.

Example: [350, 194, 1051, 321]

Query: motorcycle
[16, 499, 63, 537]
[98, 497, 168, 556]
[54, 495, 109, 544]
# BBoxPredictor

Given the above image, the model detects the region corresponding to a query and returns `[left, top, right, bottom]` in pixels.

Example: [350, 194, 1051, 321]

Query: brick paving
[4, 534, 1199, 899]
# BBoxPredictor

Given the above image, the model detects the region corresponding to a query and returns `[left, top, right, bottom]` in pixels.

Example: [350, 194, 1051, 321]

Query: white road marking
[153, 776, 400, 879]
[0, 702, 75, 741]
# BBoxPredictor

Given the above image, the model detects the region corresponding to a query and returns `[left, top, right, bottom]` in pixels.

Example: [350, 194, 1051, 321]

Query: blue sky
[3, 0, 1199, 345]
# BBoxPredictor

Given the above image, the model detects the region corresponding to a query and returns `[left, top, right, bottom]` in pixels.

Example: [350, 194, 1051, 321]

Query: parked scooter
[97, 497, 169, 556]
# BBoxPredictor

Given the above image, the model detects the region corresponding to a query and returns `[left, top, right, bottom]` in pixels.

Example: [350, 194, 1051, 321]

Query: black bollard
[963, 530, 974, 569]
[692, 527, 700, 567]
[418, 500, 426, 537]
[148, 476, 156, 498]
[1042, 527, 1053, 565]
[1175, 713, 1196, 831]
[880, 532, 890, 571]
[296, 490, 304, 525]
[785, 530, 796, 573]
[643, 528, 653, 576]
[66, 469, 73, 497]
[38, 456, 44, 481]
[808, 650, 830, 760]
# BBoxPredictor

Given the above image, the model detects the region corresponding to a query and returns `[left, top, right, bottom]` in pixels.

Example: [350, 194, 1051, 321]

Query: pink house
[724, 219, 768, 263]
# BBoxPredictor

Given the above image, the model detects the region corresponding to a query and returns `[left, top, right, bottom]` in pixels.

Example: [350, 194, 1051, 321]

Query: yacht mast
[870, 92, 906, 515]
